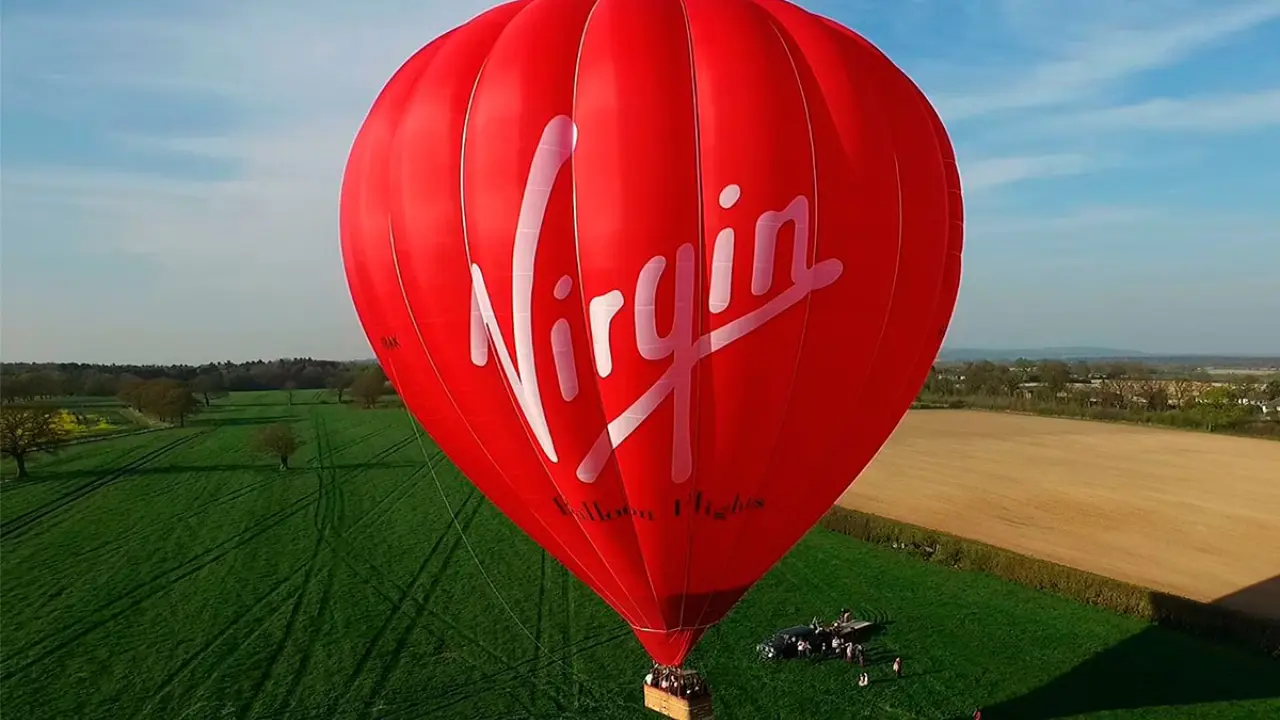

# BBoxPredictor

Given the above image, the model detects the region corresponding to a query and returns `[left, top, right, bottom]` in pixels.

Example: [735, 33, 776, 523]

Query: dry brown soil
[838, 410, 1280, 619]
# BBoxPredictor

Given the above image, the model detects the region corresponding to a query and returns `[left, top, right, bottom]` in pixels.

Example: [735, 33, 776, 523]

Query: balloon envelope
[340, 0, 962, 667]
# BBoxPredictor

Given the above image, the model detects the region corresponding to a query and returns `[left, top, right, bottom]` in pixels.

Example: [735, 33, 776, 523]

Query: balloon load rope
[396, 400, 628, 707]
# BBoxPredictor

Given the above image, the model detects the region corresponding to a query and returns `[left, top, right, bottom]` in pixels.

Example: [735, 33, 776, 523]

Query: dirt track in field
[838, 410, 1280, 620]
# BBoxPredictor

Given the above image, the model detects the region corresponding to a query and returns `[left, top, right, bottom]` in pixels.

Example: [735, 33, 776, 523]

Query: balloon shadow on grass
[979, 576, 1280, 719]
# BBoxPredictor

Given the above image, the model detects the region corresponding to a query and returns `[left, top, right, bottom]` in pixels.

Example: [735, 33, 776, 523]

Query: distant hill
[938, 347, 1149, 361]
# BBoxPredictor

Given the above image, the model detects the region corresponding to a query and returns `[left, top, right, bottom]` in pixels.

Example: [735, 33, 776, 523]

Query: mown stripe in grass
[0, 493, 311, 681]
[0, 430, 209, 542]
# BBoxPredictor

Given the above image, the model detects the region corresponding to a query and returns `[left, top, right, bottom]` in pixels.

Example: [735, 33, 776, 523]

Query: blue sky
[3, 0, 1279, 363]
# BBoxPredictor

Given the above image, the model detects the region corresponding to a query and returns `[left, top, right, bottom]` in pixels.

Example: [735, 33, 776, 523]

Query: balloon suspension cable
[394, 397, 624, 706]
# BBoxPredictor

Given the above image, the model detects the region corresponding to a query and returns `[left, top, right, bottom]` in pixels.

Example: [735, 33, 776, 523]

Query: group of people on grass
[643, 607, 989, 719]
[806, 609, 904, 687]
[644, 664, 707, 699]
[811, 609, 984, 719]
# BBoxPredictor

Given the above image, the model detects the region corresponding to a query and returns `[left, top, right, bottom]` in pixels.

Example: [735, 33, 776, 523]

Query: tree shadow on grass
[34, 462, 423, 480]
[185, 415, 295, 427]
[980, 577, 1280, 719]
[226, 400, 331, 407]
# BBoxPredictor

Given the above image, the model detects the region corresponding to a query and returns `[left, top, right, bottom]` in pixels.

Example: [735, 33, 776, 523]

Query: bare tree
[117, 376, 147, 412]
[1, 406, 68, 479]
[1097, 378, 1128, 409]
[138, 379, 200, 426]
[254, 423, 303, 470]
[326, 372, 354, 404]
[351, 368, 387, 409]
[1040, 361, 1072, 401]
[1167, 378, 1196, 408]
[1134, 379, 1169, 411]
[283, 380, 298, 406]
[1230, 376, 1262, 403]
[159, 386, 201, 427]
[191, 373, 227, 407]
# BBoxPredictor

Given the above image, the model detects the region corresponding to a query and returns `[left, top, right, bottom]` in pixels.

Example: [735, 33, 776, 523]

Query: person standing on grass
[844, 643, 854, 663]
[892, 656, 903, 677]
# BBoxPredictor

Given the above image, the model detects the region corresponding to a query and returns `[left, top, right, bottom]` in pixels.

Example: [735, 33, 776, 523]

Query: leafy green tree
[1, 406, 68, 479]
[0, 376, 30, 404]
[1193, 386, 1249, 431]
[254, 423, 303, 470]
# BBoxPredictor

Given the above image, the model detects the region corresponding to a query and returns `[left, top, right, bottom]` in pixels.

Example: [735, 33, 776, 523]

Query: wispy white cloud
[1043, 88, 1280, 133]
[937, 0, 1280, 120]
[2, 1, 496, 362]
[959, 153, 1097, 194]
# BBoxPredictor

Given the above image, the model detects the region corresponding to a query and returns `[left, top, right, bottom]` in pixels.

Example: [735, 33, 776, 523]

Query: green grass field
[2, 391, 1277, 719]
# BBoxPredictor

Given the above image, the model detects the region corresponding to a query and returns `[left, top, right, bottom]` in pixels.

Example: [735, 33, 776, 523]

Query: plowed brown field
[839, 410, 1280, 619]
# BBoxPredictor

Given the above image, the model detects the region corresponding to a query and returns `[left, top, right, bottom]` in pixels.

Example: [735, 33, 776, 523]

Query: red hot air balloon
[340, 0, 962, 671]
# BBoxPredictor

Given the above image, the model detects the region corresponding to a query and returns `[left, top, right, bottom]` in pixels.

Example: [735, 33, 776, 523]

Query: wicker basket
[643, 685, 715, 720]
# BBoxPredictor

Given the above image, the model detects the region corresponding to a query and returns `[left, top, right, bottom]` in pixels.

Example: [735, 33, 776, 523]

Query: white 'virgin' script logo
[469, 116, 843, 484]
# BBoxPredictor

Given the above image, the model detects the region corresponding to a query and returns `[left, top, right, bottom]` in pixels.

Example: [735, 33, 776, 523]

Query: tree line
[917, 359, 1280, 438]
[0, 358, 377, 403]
[1, 361, 393, 480]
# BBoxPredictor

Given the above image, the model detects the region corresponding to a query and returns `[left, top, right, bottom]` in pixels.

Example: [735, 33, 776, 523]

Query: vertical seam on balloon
[817, 15, 903, 382]
[565, 0, 662, 630]
[688, 5, 822, 634]
[674, 0, 708, 640]
[802, 18, 905, 494]
[894, 86, 960, 410]
[843, 79, 941, 448]
[455, 47, 648, 629]
[381, 35, 633, 625]
[419, 17, 642, 627]
[560, 0, 667, 630]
